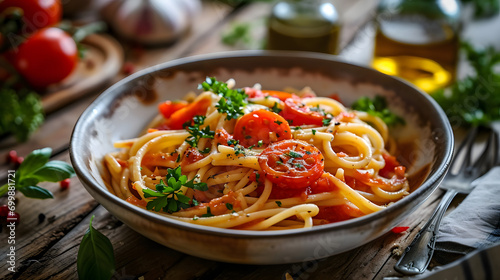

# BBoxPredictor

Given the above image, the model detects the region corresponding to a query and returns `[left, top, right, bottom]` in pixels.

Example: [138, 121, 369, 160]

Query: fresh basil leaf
[17, 185, 54, 199]
[17, 177, 38, 188]
[77, 216, 115, 280]
[17, 147, 52, 178]
[29, 160, 75, 182]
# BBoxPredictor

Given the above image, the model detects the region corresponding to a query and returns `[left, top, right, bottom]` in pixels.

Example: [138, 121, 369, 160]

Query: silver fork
[394, 126, 496, 275]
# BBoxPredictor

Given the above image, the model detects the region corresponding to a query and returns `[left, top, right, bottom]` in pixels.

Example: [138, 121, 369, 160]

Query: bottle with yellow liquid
[372, 0, 461, 93]
[267, 0, 341, 54]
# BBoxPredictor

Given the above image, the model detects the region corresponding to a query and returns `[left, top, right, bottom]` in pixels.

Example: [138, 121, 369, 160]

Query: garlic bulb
[101, 0, 201, 45]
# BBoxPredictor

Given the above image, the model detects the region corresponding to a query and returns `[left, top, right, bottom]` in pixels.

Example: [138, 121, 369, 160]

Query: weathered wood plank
[0, 152, 98, 279]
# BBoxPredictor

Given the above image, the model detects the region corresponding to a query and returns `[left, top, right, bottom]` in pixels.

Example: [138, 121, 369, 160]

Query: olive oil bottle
[267, 0, 340, 54]
[372, 0, 461, 93]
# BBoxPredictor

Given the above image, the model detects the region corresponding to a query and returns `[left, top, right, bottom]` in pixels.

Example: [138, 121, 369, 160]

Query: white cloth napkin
[434, 166, 500, 263]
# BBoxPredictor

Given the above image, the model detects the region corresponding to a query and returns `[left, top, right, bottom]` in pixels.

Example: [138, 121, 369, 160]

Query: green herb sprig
[77, 215, 115, 280]
[0, 148, 75, 199]
[432, 42, 500, 127]
[142, 166, 208, 213]
[199, 77, 248, 120]
[351, 96, 405, 126]
[183, 115, 215, 148]
[0, 86, 44, 142]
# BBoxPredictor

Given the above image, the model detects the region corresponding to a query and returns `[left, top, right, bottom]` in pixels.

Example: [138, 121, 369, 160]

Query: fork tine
[470, 128, 496, 176]
[454, 126, 479, 174]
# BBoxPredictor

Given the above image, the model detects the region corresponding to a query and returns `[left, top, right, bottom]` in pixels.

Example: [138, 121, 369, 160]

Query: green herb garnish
[322, 118, 332, 126]
[0, 86, 44, 142]
[0, 148, 75, 199]
[200, 77, 247, 120]
[285, 151, 302, 158]
[202, 207, 214, 217]
[226, 203, 234, 210]
[275, 201, 282, 207]
[271, 102, 282, 114]
[351, 96, 405, 126]
[433, 42, 500, 127]
[257, 140, 264, 147]
[77, 215, 115, 280]
[183, 115, 215, 148]
[142, 166, 207, 213]
[312, 129, 317, 135]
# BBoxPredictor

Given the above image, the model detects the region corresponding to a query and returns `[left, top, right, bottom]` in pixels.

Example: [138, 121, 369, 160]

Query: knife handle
[394, 189, 458, 275]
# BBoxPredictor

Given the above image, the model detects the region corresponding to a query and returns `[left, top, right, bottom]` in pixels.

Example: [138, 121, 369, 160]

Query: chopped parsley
[202, 207, 214, 217]
[322, 118, 332, 126]
[199, 147, 211, 154]
[257, 140, 263, 147]
[351, 95, 405, 126]
[142, 166, 208, 213]
[200, 77, 247, 120]
[271, 102, 282, 114]
[183, 115, 215, 147]
[234, 145, 246, 156]
[312, 129, 317, 135]
[293, 126, 302, 131]
[275, 201, 282, 207]
[275, 120, 283, 125]
[285, 151, 302, 158]
[226, 203, 233, 210]
[227, 139, 239, 146]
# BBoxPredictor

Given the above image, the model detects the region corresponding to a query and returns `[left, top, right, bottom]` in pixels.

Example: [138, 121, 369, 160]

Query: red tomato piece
[158, 100, 188, 119]
[168, 98, 211, 129]
[379, 153, 401, 178]
[214, 128, 233, 146]
[315, 204, 363, 223]
[12, 27, 78, 88]
[310, 175, 339, 194]
[233, 109, 292, 147]
[0, 0, 62, 33]
[258, 139, 324, 189]
[261, 90, 299, 101]
[280, 98, 325, 126]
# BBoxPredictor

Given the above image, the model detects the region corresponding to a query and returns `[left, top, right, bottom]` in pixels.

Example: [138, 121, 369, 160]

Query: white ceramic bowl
[70, 51, 453, 264]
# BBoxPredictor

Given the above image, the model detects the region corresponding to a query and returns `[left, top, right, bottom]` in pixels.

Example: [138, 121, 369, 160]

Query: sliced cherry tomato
[280, 98, 325, 126]
[233, 109, 292, 147]
[261, 90, 299, 101]
[258, 139, 324, 189]
[167, 98, 211, 129]
[12, 27, 78, 88]
[158, 100, 188, 119]
[0, 0, 62, 33]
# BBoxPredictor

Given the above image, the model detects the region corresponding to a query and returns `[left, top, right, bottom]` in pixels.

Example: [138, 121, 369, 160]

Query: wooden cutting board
[41, 33, 124, 114]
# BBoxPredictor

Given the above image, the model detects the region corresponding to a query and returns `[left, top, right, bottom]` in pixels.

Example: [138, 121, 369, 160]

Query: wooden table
[1, 1, 499, 279]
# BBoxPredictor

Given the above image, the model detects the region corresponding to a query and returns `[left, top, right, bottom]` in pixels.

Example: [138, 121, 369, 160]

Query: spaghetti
[103, 78, 410, 230]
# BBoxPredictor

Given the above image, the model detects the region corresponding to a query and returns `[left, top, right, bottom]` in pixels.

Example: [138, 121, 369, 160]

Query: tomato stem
[71, 21, 107, 43]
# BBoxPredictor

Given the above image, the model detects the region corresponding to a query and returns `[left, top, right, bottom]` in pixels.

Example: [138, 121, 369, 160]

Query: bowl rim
[70, 50, 454, 238]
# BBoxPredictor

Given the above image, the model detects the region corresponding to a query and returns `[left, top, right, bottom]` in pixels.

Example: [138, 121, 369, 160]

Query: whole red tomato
[0, 0, 62, 33]
[12, 27, 78, 89]
[0, 0, 62, 32]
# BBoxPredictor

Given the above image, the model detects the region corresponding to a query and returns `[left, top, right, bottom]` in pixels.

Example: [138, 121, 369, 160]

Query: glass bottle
[372, 0, 461, 93]
[267, 0, 341, 54]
